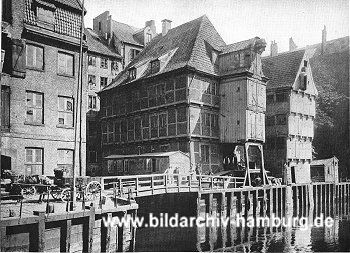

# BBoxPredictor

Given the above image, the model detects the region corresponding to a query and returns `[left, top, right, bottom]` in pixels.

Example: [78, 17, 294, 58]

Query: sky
[83, 0, 349, 56]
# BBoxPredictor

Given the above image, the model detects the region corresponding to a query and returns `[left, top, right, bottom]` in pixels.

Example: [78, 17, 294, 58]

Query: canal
[135, 197, 350, 251]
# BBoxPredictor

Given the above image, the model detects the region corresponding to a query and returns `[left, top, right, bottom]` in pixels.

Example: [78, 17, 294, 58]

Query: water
[135, 200, 350, 252]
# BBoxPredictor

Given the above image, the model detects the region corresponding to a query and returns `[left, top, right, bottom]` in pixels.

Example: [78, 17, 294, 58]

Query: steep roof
[85, 28, 121, 58]
[103, 15, 226, 92]
[111, 20, 143, 46]
[54, 0, 85, 12]
[262, 49, 305, 89]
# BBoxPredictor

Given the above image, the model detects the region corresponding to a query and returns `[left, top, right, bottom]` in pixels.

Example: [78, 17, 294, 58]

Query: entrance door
[1, 155, 11, 177]
[291, 166, 296, 184]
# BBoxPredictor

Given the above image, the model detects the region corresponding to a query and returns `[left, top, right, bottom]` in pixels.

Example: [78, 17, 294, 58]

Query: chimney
[270, 40, 278, 56]
[162, 19, 172, 36]
[145, 20, 156, 34]
[322, 25, 327, 54]
[289, 37, 297, 51]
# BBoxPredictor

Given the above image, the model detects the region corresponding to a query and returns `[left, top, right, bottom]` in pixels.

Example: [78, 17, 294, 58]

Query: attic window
[35, 0, 56, 30]
[150, 60, 160, 74]
[304, 60, 308, 67]
[129, 68, 136, 80]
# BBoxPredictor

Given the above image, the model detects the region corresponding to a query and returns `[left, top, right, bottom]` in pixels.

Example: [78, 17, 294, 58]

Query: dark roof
[311, 156, 338, 166]
[85, 28, 121, 58]
[262, 49, 305, 89]
[104, 151, 189, 159]
[103, 15, 226, 92]
[112, 21, 143, 46]
[221, 37, 258, 54]
[54, 0, 85, 12]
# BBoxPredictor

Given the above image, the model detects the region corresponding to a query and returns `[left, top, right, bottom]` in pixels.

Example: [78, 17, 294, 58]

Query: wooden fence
[101, 174, 245, 198]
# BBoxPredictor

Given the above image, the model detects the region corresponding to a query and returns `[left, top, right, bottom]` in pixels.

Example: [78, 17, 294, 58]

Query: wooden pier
[0, 203, 138, 252]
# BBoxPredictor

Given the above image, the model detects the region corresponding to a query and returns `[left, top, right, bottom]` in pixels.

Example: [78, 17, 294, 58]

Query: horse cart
[3, 169, 102, 202]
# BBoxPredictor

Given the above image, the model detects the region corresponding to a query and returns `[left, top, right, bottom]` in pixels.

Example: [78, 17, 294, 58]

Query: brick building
[1, 0, 87, 177]
[99, 15, 268, 184]
[262, 49, 317, 183]
[92, 11, 157, 68]
[85, 27, 122, 175]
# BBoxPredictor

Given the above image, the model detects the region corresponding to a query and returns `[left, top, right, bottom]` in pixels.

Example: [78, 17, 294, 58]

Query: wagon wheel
[21, 186, 37, 198]
[50, 186, 62, 200]
[85, 181, 101, 201]
[60, 188, 71, 202]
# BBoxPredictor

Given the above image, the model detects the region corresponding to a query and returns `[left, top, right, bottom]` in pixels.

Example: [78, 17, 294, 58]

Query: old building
[310, 156, 339, 183]
[1, 0, 87, 176]
[85, 28, 122, 175]
[99, 15, 268, 184]
[262, 48, 318, 183]
[92, 11, 157, 68]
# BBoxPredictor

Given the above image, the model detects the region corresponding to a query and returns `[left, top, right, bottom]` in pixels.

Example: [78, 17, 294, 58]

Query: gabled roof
[311, 156, 338, 166]
[103, 15, 226, 92]
[262, 49, 305, 89]
[111, 20, 143, 46]
[85, 28, 121, 58]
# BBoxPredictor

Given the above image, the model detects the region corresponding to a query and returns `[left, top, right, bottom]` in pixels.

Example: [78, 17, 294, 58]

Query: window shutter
[11, 39, 26, 77]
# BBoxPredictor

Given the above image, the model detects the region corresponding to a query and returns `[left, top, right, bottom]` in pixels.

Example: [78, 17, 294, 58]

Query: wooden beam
[87, 207, 95, 253]
[64, 219, 72, 253]
[37, 211, 45, 252]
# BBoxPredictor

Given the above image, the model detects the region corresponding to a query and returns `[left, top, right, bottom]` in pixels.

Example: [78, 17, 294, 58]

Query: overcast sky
[83, 0, 349, 55]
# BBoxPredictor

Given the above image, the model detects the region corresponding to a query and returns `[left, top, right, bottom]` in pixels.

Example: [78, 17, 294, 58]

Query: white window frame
[58, 96, 74, 127]
[26, 91, 44, 124]
[25, 148, 43, 175]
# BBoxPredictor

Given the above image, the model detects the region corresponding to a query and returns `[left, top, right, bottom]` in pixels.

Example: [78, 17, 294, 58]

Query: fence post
[165, 174, 168, 193]
[211, 177, 214, 190]
[151, 176, 154, 195]
[177, 175, 180, 192]
[199, 176, 202, 191]
[87, 206, 95, 253]
[189, 174, 192, 191]
[113, 183, 117, 207]
[135, 177, 139, 196]
[37, 211, 45, 252]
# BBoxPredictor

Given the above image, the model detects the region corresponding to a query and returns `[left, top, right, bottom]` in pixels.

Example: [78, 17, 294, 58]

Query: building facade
[262, 49, 317, 183]
[1, 0, 87, 176]
[92, 11, 157, 68]
[85, 28, 122, 175]
[99, 16, 268, 183]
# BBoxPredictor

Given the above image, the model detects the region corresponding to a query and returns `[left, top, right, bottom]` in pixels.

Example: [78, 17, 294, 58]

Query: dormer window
[129, 68, 136, 80]
[35, 0, 56, 30]
[304, 60, 308, 67]
[150, 59, 160, 74]
[146, 33, 152, 44]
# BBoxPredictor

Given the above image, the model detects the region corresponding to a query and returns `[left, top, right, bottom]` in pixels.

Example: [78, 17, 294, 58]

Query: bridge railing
[101, 174, 245, 197]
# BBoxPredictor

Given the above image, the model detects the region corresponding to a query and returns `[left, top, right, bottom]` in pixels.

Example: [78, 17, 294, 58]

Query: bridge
[101, 174, 246, 198]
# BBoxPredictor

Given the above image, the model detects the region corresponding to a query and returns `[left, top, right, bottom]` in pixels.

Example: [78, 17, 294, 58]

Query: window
[89, 150, 97, 163]
[146, 33, 152, 43]
[26, 91, 43, 124]
[58, 96, 73, 126]
[58, 52, 74, 76]
[150, 60, 160, 74]
[276, 137, 285, 150]
[267, 94, 274, 104]
[100, 57, 108, 69]
[1, 86, 10, 129]
[26, 44, 44, 70]
[111, 61, 119, 72]
[304, 60, 308, 67]
[100, 77, 108, 88]
[98, 22, 101, 31]
[88, 75, 96, 89]
[266, 116, 275, 126]
[88, 55, 96, 66]
[276, 114, 287, 125]
[129, 68, 136, 80]
[57, 149, 74, 177]
[212, 82, 218, 95]
[102, 122, 107, 143]
[275, 92, 288, 103]
[130, 49, 140, 61]
[25, 148, 43, 175]
[88, 95, 97, 109]
[201, 145, 210, 164]
[150, 115, 158, 138]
